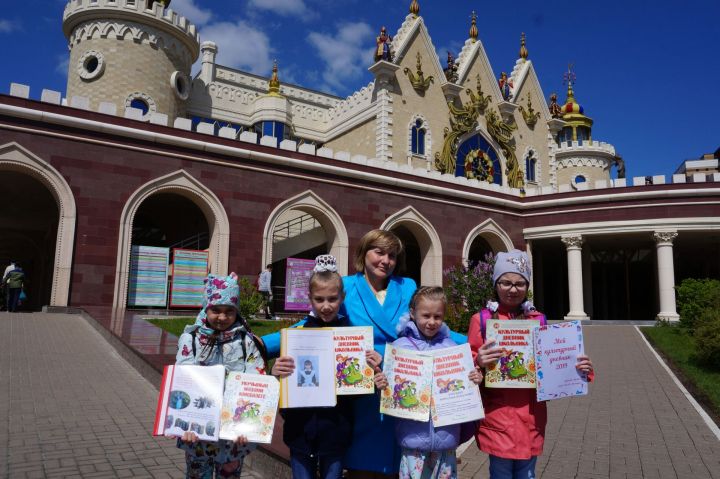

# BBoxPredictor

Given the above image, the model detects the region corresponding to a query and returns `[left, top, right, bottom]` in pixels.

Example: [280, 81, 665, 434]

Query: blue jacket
[392, 316, 462, 452]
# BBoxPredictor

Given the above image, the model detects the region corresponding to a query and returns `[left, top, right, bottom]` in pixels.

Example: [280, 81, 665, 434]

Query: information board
[128, 245, 169, 307]
[284, 257, 315, 311]
[169, 249, 209, 308]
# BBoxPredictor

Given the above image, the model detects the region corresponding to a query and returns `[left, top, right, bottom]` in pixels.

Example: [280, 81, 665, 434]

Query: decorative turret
[559, 66, 593, 143]
[409, 0, 420, 17]
[519, 32, 528, 61]
[62, 0, 199, 123]
[469, 11, 478, 43]
[268, 61, 282, 97]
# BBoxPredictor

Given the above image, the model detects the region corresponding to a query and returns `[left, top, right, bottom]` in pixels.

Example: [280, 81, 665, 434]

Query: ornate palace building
[1, 0, 718, 321]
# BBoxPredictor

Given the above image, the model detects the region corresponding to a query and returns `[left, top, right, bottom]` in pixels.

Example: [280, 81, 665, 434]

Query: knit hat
[492, 250, 532, 284]
[194, 273, 240, 327]
[203, 273, 240, 310]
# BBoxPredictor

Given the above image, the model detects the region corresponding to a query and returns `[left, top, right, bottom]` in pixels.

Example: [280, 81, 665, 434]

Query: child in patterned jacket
[175, 272, 268, 479]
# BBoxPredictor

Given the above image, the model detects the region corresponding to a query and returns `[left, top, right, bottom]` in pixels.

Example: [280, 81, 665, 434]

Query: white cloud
[200, 21, 273, 75]
[0, 19, 20, 33]
[248, 0, 308, 16]
[170, 0, 213, 26]
[55, 54, 69, 77]
[307, 22, 374, 93]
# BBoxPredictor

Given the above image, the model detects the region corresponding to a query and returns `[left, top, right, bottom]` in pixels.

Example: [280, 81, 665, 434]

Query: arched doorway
[381, 207, 443, 286]
[113, 170, 230, 309]
[0, 142, 76, 308]
[0, 171, 58, 310]
[463, 219, 514, 266]
[262, 191, 349, 314]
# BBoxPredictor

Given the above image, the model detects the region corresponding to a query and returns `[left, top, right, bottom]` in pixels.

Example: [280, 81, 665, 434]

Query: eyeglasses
[497, 280, 528, 290]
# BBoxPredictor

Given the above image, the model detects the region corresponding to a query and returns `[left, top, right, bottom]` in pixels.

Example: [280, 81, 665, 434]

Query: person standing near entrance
[4, 262, 25, 313]
[258, 264, 273, 319]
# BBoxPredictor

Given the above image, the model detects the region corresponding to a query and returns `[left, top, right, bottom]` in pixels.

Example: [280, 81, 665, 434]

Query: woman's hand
[476, 339, 504, 368]
[234, 435, 249, 446]
[271, 356, 295, 378]
[468, 367, 483, 385]
[575, 354, 593, 376]
[181, 431, 199, 444]
[374, 372, 388, 390]
[366, 350, 382, 372]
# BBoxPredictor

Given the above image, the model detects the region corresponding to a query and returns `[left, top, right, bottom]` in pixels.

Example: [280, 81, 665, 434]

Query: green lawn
[147, 316, 293, 338]
[642, 325, 720, 419]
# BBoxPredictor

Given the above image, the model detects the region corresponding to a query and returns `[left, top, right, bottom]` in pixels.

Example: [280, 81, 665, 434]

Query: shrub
[676, 278, 720, 331]
[444, 253, 496, 334]
[694, 309, 720, 370]
[238, 277, 265, 320]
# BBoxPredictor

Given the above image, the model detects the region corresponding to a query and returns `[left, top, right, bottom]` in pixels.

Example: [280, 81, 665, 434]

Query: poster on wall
[128, 245, 170, 307]
[170, 249, 209, 308]
[284, 257, 315, 311]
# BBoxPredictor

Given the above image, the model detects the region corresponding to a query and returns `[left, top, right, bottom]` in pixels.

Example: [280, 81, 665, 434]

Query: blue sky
[2, 0, 719, 178]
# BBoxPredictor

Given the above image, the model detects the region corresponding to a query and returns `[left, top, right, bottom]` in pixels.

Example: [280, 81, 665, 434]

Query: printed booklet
[219, 372, 279, 443]
[379, 346, 433, 421]
[279, 328, 336, 408]
[153, 364, 225, 441]
[333, 326, 375, 395]
[484, 319, 540, 389]
[533, 320, 588, 401]
[430, 343, 485, 427]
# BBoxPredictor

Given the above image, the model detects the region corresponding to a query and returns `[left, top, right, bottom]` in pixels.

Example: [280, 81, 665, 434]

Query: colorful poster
[279, 328, 336, 408]
[153, 364, 224, 441]
[333, 326, 375, 395]
[430, 344, 485, 427]
[169, 249, 209, 308]
[128, 245, 169, 307]
[219, 373, 280, 444]
[379, 347, 433, 421]
[534, 321, 588, 401]
[284, 258, 315, 311]
[484, 319, 540, 389]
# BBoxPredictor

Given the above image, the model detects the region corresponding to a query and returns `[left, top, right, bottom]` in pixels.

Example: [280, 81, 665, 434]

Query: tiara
[314, 254, 338, 273]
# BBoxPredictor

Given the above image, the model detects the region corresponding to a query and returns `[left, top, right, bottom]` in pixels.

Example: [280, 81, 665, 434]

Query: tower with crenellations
[62, 0, 199, 123]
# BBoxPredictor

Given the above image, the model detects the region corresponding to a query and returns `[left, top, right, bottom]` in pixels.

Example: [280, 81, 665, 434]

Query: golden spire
[409, 0, 420, 17]
[563, 63, 576, 102]
[519, 32, 528, 60]
[268, 60, 281, 96]
[469, 11, 478, 43]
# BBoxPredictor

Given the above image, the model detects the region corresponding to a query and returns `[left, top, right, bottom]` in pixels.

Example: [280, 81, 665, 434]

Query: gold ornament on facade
[469, 11, 478, 43]
[268, 60, 282, 97]
[404, 52, 434, 93]
[519, 32, 528, 61]
[518, 93, 541, 128]
[409, 0, 420, 17]
[434, 75, 492, 174]
[486, 109, 524, 189]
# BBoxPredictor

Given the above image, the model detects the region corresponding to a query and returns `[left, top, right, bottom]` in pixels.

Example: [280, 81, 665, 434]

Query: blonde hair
[353, 229, 405, 274]
[409, 286, 447, 312]
[308, 270, 344, 295]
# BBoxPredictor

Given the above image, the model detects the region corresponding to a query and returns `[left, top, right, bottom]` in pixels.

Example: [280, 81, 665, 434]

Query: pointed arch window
[411, 119, 426, 156]
[525, 150, 537, 182]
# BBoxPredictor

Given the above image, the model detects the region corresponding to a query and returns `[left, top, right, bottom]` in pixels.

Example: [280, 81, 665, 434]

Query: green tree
[444, 253, 496, 333]
[238, 277, 265, 320]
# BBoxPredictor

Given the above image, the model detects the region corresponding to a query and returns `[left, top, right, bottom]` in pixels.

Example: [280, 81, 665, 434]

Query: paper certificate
[219, 373, 280, 443]
[153, 364, 225, 441]
[279, 328, 336, 408]
[380, 347, 433, 421]
[430, 344, 485, 427]
[484, 319, 540, 389]
[334, 326, 375, 395]
[534, 321, 588, 401]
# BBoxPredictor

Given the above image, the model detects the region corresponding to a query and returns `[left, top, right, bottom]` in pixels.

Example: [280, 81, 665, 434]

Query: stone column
[562, 234, 589, 320]
[369, 61, 399, 163]
[654, 231, 680, 322]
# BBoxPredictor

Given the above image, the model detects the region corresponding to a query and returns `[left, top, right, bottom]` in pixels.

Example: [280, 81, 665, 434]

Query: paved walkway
[3, 316, 720, 478]
[0, 313, 260, 479]
[459, 325, 720, 479]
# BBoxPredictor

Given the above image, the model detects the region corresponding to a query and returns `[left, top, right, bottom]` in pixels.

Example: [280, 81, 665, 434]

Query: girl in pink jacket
[468, 250, 594, 479]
